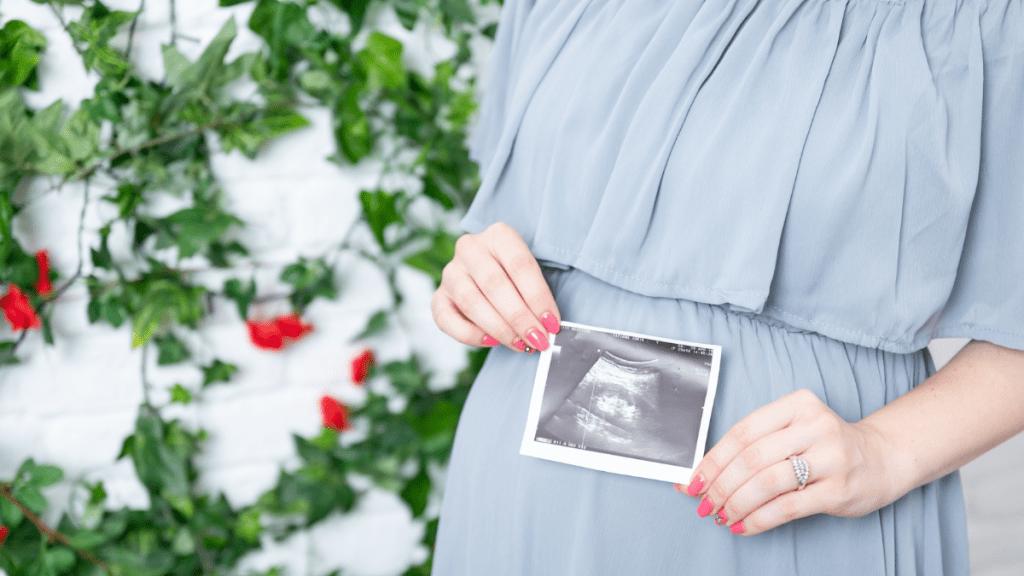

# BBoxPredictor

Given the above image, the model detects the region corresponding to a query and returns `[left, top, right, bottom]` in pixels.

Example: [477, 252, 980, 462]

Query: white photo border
[519, 320, 722, 484]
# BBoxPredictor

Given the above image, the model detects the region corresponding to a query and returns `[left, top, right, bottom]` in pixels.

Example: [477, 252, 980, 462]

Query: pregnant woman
[429, 0, 1024, 573]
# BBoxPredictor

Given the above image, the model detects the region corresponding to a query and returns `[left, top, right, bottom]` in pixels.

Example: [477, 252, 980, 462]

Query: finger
[440, 264, 526, 352]
[704, 426, 814, 518]
[458, 240, 552, 351]
[482, 224, 561, 335]
[717, 458, 801, 526]
[430, 291, 501, 348]
[726, 481, 828, 537]
[689, 394, 804, 497]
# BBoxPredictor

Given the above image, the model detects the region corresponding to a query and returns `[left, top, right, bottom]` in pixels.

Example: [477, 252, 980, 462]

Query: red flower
[275, 313, 313, 339]
[320, 395, 351, 431]
[350, 348, 375, 385]
[0, 285, 41, 331]
[246, 320, 284, 350]
[35, 250, 52, 296]
[0, 524, 8, 546]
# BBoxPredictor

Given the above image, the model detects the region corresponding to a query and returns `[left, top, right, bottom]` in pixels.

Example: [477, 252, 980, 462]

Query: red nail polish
[526, 330, 549, 351]
[482, 334, 499, 347]
[717, 508, 728, 523]
[686, 475, 704, 496]
[730, 521, 745, 535]
[697, 497, 713, 518]
[541, 313, 560, 334]
[512, 339, 527, 352]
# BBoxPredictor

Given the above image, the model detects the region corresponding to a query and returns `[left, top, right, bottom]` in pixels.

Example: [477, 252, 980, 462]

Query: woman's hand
[431, 222, 562, 352]
[676, 389, 897, 536]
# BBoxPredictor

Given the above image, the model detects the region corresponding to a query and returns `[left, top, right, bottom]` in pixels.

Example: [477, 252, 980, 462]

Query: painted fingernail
[697, 497, 713, 518]
[730, 520, 745, 535]
[717, 508, 728, 523]
[686, 475, 704, 496]
[512, 338, 527, 352]
[673, 483, 684, 493]
[481, 334, 499, 347]
[541, 313, 560, 334]
[526, 329, 549, 351]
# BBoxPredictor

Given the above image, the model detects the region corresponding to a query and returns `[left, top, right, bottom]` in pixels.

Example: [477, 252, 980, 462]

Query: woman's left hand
[676, 389, 898, 536]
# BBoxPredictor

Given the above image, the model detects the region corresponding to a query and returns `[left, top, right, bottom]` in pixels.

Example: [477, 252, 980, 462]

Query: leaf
[0, 20, 47, 89]
[392, 0, 421, 30]
[0, 495, 24, 526]
[333, 85, 373, 163]
[359, 32, 406, 91]
[440, 0, 476, 25]
[280, 257, 336, 310]
[353, 310, 389, 340]
[13, 484, 47, 514]
[169, 384, 193, 404]
[359, 189, 404, 248]
[404, 231, 457, 286]
[326, 0, 372, 33]
[400, 467, 430, 517]
[223, 277, 256, 319]
[154, 333, 191, 365]
[201, 359, 238, 387]
[29, 464, 64, 488]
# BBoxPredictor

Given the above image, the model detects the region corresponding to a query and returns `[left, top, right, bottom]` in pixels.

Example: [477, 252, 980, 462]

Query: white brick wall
[0, 2, 1020, 575]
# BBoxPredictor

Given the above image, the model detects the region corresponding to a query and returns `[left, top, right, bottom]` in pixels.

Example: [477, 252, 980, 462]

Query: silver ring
[789, 455, 809, 491]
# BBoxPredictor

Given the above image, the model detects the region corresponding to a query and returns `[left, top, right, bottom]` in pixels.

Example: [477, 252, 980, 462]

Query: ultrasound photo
[520, 321, 721, 482]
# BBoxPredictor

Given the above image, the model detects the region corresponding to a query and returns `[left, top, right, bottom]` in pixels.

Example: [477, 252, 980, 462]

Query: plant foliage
[0, 0, 496, 573]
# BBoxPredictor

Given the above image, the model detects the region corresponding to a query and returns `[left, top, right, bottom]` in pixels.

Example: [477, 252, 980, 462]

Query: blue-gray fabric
[433, 0, 1023, 573]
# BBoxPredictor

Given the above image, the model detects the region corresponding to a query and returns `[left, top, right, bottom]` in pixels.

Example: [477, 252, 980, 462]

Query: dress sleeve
[468, 0, 535, 176]
[934, 0, 1024, 351]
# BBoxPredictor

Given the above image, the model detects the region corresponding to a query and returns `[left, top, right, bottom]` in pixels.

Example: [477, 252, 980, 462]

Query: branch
[0, 484, 111, 572]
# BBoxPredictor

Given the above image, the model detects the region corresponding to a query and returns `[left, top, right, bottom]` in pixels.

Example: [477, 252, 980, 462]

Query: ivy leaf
[0, 495, 24, 526]
[399, 467, 430, 517]
[280, 257, 336, 311]
[359, 189, 404, 248]
[353, 310, 389, 340]
[169, 384, 193, 404]
[359, 32, 406, 91]
[404, 231, 456, 286]
[163, 205, 242, 259]
[392, 0, 421, 30]
[223, 277, 256, 319]
[28, 464, 64, 488]
[202, 359, 238, 387]
[126, 410, 191, 501]
[327, 0, 372, 33]
[440, 0, 476, 26]
[333, 85, 373, 163]
[154, 333, 191, 365]
[0, 340, 19, 365]
[13, 484, 46, 514]
[0, 20, 48, 89]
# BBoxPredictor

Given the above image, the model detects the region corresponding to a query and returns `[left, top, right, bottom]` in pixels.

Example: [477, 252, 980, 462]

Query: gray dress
[433, 0, 1024, 573]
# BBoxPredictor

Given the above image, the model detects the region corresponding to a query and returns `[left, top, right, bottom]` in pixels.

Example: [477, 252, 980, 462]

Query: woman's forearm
[858, 340, 1024, 503]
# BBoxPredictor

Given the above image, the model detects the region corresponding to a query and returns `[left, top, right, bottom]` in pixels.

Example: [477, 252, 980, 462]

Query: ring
[789, 455, 809, 491]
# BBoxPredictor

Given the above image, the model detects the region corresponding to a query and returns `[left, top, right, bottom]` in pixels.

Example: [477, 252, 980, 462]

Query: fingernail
[541, 313, 560, 334]
[526, 330, 549, 351]
[697, 497, 713, 518]
[717, 508, 728, 523]
[686, 475, 704, 496]
[673, 483, 684, 493]
[482, 334, 499, 347]
[512, 339, 527, 352]
[730, 521, 745, 535]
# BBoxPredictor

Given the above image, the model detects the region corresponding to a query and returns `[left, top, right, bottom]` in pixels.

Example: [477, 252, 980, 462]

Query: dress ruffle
[462, 0, 1024, 353]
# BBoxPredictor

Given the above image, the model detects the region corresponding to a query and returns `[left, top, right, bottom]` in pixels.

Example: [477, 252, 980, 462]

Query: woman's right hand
[431, 222, 562, 352]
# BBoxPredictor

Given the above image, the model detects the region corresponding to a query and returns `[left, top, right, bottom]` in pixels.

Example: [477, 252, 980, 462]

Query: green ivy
[0, 0, 493, 573]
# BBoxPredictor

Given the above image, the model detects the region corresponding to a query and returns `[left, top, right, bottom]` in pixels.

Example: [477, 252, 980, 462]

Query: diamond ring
[790, 455, 809, 491]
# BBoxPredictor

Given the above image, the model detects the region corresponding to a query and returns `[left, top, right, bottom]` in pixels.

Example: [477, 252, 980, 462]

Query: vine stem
[0, 484, 111, 572]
